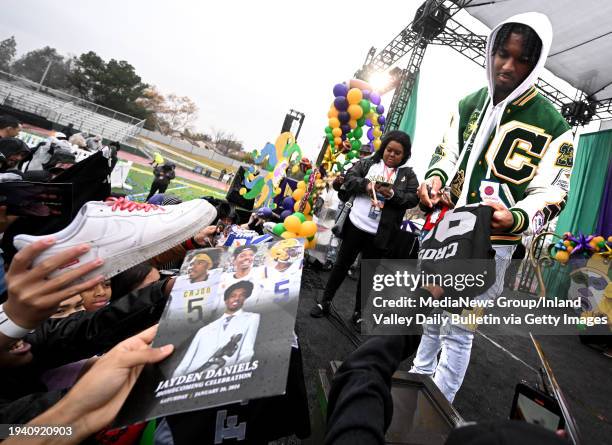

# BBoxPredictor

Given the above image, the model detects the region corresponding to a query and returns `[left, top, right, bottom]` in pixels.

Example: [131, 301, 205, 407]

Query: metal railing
[0, 70, 145, 141]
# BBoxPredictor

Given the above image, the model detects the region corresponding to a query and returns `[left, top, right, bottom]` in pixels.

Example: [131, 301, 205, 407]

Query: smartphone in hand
[0, 182, 73, 217]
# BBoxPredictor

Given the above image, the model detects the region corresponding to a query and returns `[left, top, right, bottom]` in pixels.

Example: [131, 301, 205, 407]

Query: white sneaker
[13, 197, 217, 279]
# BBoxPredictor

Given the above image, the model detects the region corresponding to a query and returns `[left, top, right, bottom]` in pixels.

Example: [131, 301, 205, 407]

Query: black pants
[146, 180, 168, 202]
[323, 218, 386, 315]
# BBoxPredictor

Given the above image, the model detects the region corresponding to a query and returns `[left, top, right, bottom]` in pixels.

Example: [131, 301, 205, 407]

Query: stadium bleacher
[0, 70, 144, 142]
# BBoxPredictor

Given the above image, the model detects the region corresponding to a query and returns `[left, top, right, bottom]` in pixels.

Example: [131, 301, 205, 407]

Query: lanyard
[382, 165, 396, 183]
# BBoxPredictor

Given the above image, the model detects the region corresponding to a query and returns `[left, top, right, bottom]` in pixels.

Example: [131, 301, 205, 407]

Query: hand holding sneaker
[2, 237, 104, 338]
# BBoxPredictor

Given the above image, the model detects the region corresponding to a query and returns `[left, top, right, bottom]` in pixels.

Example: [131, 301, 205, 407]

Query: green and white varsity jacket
[425, 12, 574, 245]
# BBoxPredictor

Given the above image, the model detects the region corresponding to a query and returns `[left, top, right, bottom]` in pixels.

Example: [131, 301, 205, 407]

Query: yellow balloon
[348, 104, 363, 120]
[298, 221, 318, 238]
[291, 165, 299, 174]
[329, 117, 340, 129]
[305, 238, 317, 249]
[332, 127, 342, 137]
[334, 137, 342, 147]
[347, 88, 363, 105]
[294, 201, 311, 215]
[373, 128, 382, 138]
[239, 187, 246, 196]
[305, 214, 313, 221]
[297, 181, 306, 189]
[371, 115, 379, 125]
[349, 119, 357, 129]
[283, 215, 301, 233]
[281, 231, 297, 239]
[292, 188, 305, 200]
[328, 107, 338, 118]
[373, 138, 382, 150]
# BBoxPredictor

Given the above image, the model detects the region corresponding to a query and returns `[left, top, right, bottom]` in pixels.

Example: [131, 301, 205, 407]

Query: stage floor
[296, 264, 612, 444]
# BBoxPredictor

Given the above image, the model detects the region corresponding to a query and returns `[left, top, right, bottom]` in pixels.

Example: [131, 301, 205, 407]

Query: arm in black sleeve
[337, 161, 369, 202]
[386, 168, 419, 210]
[325, 335, 421, 445]
[26, 280, 170, 370]
[0, 390, 65, 424]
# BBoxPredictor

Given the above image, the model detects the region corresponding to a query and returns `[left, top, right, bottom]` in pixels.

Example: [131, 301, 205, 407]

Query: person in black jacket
[310, 131, 419, 327]
[146, 162, 176, 202]
[0, 237, 175, 424]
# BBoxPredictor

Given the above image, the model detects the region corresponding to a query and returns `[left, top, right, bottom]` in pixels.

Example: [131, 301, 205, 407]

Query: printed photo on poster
[115, 239, 304, 426]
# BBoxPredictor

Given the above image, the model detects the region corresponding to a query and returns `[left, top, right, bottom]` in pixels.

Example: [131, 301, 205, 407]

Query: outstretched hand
[29, 325, 174, 442]
[3, 238, 104, 331]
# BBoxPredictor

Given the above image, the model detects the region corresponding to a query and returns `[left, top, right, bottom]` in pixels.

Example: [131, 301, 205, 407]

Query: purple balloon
[365, 118, 373, 127]
[338, 111, 350, 124]
[367, 128, 374, 140]
[280, 209, 292, 220]
[333, 83, 349, 98]
[370, 92, 381, 105]
[341, 124, 351, 134]
[376, 104, 385, 114]
[378, 115, 386, 125]
[334, 96, 348, 111]
[362, 89, 371, 100]
[282, 197, 295, 210]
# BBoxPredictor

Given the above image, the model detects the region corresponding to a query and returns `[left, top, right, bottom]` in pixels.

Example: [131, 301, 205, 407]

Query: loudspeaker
[225, 166, 254, 210]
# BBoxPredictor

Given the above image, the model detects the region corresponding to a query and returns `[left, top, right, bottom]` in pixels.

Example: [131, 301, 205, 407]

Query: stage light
[369, 71, 392, 93]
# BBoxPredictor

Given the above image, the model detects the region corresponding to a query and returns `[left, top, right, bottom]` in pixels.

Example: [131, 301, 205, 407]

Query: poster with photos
[116, 238, 305, 425]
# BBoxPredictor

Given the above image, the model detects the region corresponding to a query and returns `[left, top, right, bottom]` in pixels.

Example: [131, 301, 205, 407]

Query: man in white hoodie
[411, 13, 573, 402]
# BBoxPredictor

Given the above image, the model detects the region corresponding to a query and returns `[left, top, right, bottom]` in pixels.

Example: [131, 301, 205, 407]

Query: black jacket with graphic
[338, 157, 419, 250]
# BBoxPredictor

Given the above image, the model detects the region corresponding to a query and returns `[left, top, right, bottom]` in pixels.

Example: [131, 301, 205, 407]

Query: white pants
[409, 244, 516, 402]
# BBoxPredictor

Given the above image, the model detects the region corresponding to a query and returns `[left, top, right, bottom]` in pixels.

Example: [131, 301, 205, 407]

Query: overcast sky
[1, 1, 596, 177]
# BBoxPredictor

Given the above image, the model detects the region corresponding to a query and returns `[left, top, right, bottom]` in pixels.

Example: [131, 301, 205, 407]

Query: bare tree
[161, 93, 198, 134]
[212, 128, 243, 154]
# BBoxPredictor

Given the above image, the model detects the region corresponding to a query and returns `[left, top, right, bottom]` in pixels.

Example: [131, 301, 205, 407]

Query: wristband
[0, 304, 33, 339]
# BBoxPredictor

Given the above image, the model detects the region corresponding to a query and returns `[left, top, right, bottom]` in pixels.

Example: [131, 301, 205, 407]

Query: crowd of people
[0, 10, 578, 445]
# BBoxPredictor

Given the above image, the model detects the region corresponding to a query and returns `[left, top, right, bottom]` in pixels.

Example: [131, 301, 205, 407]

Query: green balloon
[293, 212, 306, 223]
[351, 140, 362, 150]
[327, 134, 334, 143]
[306, 169, 312, 174]
[304, 174, 310, 183]
[357, 117, 366, 126]
[360, 99, 371, 114]
[325, 126, 333, 134]
[353, 127, 363, 139]
[273, 223, 286, 236]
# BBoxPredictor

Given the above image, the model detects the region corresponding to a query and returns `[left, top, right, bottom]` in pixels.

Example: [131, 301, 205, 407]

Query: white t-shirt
[349, 160, 398, 234]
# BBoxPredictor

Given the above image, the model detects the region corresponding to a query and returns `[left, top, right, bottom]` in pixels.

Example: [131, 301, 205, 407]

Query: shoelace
[105, 197, 164, 212]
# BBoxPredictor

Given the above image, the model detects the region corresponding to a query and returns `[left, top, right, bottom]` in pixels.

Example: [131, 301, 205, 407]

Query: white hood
[485, 12, 553, 107]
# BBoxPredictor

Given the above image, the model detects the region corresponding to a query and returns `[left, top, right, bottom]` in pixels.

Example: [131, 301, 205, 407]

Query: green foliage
[0, 36, 16, 72]
[11, 46, 72, 90]
[69, 51, 149, 117]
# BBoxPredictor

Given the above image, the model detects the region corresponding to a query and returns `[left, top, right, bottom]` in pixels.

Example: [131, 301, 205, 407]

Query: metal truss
[385, 42, 427, 132]
[357, 0, 610, 131]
